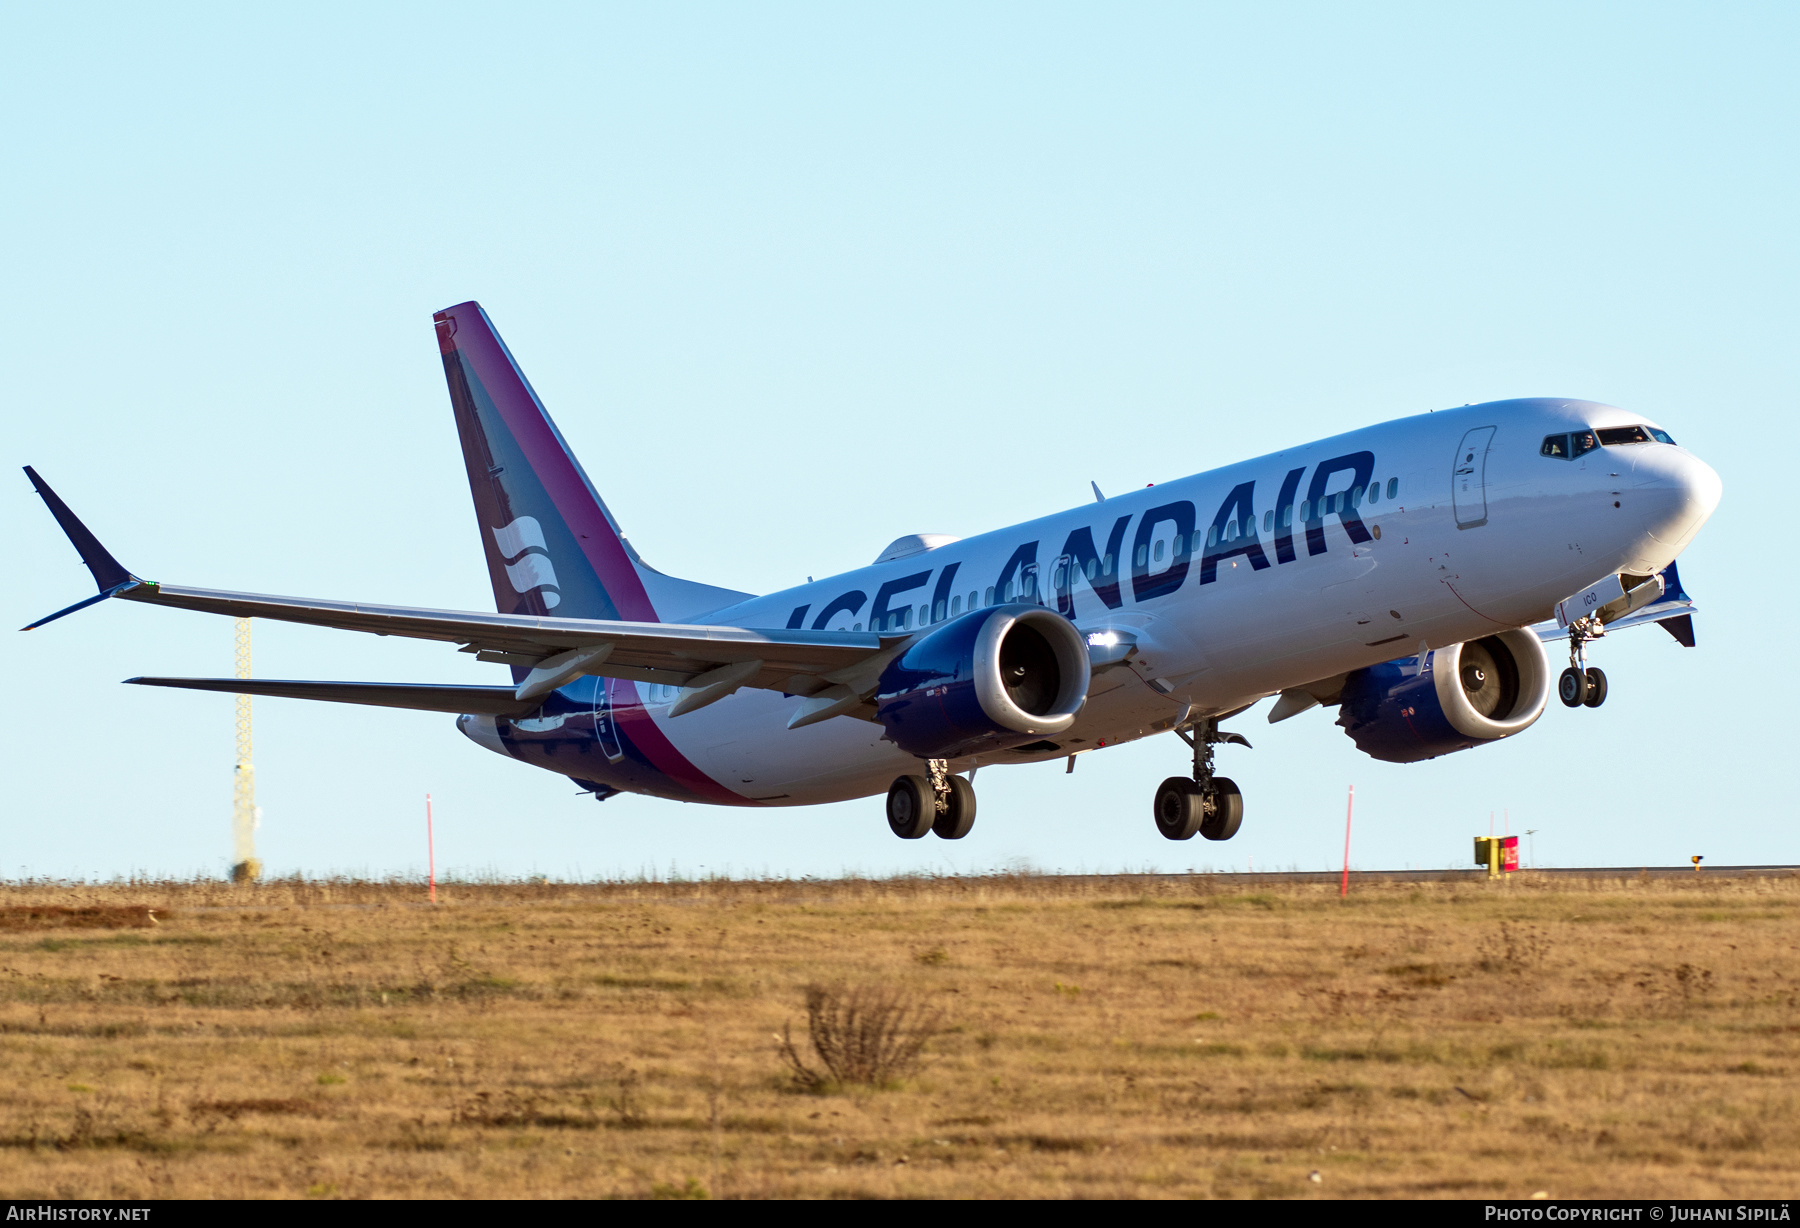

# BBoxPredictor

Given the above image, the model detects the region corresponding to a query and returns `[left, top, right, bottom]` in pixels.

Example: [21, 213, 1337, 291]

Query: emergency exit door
[593, 678, 625, 763]
[1452, 426, 1497, 529]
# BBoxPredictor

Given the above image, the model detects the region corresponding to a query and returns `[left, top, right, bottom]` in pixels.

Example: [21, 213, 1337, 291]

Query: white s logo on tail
[491, 516, 562, 609]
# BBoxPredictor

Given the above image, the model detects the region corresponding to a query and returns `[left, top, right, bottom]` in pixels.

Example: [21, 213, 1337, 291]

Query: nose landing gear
[1558, 618, 1609, 709]
[1154, 717, 1248, 841]
[886, 759, 977, 840]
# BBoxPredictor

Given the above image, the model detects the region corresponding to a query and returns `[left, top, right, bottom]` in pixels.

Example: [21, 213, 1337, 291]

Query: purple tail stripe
[434, 301, 658, 624]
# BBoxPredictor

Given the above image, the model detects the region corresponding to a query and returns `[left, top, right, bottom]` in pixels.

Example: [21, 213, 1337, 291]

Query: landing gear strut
[1154, 717, 1248, 841]
[887, 759, 977, 840]
[1559, 617, 1609, 709]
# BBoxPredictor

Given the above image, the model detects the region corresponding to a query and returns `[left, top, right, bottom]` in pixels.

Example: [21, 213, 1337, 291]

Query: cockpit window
[1647, 427, 1676, 445]
[1597, 425, 1652, 446]
[1542, 431, 1600, 460]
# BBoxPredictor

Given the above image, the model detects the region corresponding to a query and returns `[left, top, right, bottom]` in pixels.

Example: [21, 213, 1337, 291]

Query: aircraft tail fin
[433, 302, 669, 623]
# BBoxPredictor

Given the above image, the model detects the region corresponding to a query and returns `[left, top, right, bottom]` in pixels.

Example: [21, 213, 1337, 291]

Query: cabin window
[1002, 579, 1015, 601]
[1351, 484, 1365, 506]
[1597, 425, 1652, 446]
[1206, 525, 1219, 548]
[1172, 534, 1184, 556]
[1368, 481, 1381, 504]
[1280, 505, 1292, 528]
[1648, 427, 1676, 444]
[950, 595, 961, 615]
[1152, 540, 1165, 563]
[985, 586, 995, 606]
[1386, 478, 1398, 499]
[1052, 564, 1066, 589]
[1334, 492, 1346, 514]
[1085, 558, 1098, 581]
[1136, 544, 1148, 567]
[853, 621, 862, 631]
[919, 604, 930, 625]
[1263, 510, 1273, 532]
[1299, 500, 1311, 521]
[1104, 553, 1114, 575]
[969, 590, 979, 610]
[933, 600, 945, 622]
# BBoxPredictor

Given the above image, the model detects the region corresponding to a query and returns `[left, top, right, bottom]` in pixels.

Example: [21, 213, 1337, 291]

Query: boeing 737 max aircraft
[22, 302, 1722, 842]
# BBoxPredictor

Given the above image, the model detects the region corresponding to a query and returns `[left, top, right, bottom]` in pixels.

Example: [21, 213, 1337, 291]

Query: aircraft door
[1020, 563, 1042, 605]
[1051, 553, 1073, 608]
[1452, 426, 1497, 529]
[593, 678, 625, 763]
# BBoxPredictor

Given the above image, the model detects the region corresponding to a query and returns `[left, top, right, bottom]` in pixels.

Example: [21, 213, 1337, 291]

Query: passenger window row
[1287, 478, 1399, 529]
[843, 476, 1409, 632]
[1116, 479, 1405, 567]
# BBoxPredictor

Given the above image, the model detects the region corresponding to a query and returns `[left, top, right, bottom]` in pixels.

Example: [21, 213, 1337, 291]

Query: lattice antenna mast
[231, 617, 262, 884]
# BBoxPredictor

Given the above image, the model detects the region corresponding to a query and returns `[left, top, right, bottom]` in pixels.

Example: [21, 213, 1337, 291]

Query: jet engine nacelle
[874, 604, 1091, 759]
[1337, 629, 1551, 764]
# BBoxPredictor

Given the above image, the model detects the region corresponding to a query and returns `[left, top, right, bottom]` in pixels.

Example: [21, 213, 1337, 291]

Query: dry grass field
[0, 870, 1793, 1200]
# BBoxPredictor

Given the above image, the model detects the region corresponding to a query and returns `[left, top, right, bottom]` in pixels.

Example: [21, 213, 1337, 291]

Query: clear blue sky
[3, 4, 1793, 880]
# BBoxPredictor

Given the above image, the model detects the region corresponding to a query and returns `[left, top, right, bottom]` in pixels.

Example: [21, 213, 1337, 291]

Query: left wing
[23, 466, 903, 716]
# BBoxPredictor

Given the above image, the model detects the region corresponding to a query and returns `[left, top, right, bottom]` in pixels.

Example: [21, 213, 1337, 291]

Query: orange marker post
[1340, 785, 1354, 899]
[426, 793, 437, 904]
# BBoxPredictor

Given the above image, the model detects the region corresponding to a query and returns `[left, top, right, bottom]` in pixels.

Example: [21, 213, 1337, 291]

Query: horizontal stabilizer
[126, 677, 538, 716]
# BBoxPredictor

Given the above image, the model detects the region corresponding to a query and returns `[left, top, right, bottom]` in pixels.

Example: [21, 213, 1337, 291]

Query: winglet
[1654, 560, 1696, 647]
[21, 466, 142, 630]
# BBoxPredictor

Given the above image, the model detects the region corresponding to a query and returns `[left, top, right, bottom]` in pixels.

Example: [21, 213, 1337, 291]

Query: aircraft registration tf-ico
[23, 303, 1721, 842]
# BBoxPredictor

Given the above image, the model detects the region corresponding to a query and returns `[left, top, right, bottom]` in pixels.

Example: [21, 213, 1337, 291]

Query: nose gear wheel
[1561, 616, 1610, 709]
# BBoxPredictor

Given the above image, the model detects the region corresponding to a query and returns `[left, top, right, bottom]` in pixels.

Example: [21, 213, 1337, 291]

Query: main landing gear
[1154, 716, 1248, 841]
[887, 759, 977, 840]
[1558, 617, 1609, 709]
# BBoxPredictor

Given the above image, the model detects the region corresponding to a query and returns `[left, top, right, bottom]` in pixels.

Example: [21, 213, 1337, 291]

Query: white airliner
[23, 302, 1721, 843]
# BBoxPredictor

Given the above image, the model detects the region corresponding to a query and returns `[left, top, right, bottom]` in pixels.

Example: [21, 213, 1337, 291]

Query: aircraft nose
[1632, 445, 1722, 550]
